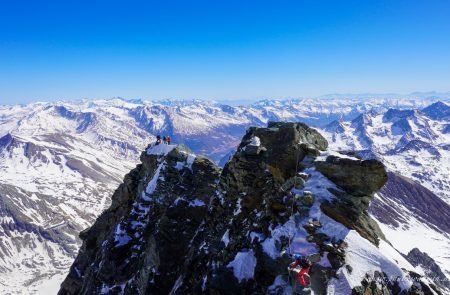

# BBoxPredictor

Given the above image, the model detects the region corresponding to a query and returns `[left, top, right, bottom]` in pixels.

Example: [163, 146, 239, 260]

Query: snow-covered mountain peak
[422, 101, 450, 120]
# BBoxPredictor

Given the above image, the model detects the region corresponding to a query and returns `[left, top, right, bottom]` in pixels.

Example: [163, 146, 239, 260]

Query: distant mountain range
[321, 100, 450, 201]
[0, 96, 449, 293]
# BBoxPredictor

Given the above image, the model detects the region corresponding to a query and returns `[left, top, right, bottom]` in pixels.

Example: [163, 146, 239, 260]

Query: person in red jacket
[289, 255, 312, 288]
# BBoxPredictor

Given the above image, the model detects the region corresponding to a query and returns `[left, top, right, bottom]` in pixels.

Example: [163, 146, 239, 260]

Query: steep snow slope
[369, 173, 450, 286]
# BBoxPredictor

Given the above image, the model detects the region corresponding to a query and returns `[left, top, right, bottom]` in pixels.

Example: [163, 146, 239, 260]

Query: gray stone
[316, 156, 388, 197]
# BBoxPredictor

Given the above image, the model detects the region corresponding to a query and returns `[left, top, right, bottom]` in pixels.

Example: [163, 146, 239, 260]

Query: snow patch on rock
[147, 144, 176, 156]
[146, 163, 164, 194]
[262, 219, 296, 259]
[249, 136, 261, 147]
[227, 250, 257, 283]
[221, 229, 230, 247]
[188, 199, 206, 207]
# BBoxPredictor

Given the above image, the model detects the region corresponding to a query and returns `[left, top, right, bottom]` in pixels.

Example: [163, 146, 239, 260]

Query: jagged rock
[335, 239, 348, 249]
[338, 151, 363, 160]
[309, 233, 331, 244]
[267, 122, 328, 151]
[309, 265, 334, 295]
[303, 220, 321, 234]
[281, 176, 305, 191]
[405, 248, 450, 290]
[303, 223, 316, 234]
[244, 144, 266, 156]
[298, 172, 310, 181]
[59, 122, 440, 295]
[311, 220, 322, 228]
[165, 143, 191, 161]
[353, 271, 439, 295]
[315, 155, 388, 246]
[327, 251, 345, 269]
[238, 122, 327, 182]
[59, 145, 221, 294]
[298, 155, 316, 170]
[316, 156, 388, 196]
[60, 122, 330, 294]
[299, 143, 321, 157]
[321, 199, 385, 245]
[352, 286, 365, 295]
[298, 193, 315, 208]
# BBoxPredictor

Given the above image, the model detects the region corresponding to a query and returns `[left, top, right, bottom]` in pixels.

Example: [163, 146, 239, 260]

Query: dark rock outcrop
[352, 270, 442, 295]
[406, 248, 449, 291]
[59, 145, 221, 294]
[59, 122, 332, 294]
[316, 155, 387, 245]
[315, 156, 388, 196]
[59, 122, 436, 295]
[238, 122, 327, 182]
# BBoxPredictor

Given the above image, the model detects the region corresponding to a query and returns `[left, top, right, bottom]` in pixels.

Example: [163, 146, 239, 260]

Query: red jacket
[289, 261, 311, 287]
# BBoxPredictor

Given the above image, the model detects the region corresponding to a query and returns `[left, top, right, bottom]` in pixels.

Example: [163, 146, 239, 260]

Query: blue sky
[1, 0, 449, 104]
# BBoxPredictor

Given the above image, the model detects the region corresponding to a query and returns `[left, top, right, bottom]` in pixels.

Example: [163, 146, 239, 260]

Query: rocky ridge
[59, 122, 444, 294]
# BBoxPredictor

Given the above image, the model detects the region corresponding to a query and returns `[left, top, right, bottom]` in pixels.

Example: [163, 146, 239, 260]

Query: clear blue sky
[1, 0, 449, 104]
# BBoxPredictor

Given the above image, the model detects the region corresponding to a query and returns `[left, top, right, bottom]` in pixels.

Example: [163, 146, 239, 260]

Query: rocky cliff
[59, 122, 443, 295]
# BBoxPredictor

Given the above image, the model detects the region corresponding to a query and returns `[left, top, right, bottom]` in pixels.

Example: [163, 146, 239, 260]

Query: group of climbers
[155, 135, 171, 145]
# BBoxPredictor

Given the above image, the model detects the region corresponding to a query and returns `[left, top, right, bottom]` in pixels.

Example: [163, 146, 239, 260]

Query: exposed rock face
[59, 145, 221, 294]
[315, 156, 388, 196]
[174, 122, 330, 294]
[59, 122, 441, 295]
[406, 248, 449, 291]
[351, 270, 442, 295]
[239, 122, 328, 181]
[315, 155, 388, 245]
[352, 271, 401, 295]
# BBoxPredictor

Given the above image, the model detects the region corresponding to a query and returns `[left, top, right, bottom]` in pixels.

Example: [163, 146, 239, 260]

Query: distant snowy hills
[320, 101, 450, 202]
[0, 96, 449, 293]
[318, 100, 450, 287]
[0, 101, 151, 293]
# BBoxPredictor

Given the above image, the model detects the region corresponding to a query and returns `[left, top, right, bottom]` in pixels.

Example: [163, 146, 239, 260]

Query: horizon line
[2, 90, 450, 107]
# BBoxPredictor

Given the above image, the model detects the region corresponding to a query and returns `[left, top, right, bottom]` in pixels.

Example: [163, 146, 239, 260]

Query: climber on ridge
[163, 136, 167, 144]
[288, 253, 321, 294]
[166, 136, 171, 145]
[289, 254, 312, 288]
[155, 135, 162, 145]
